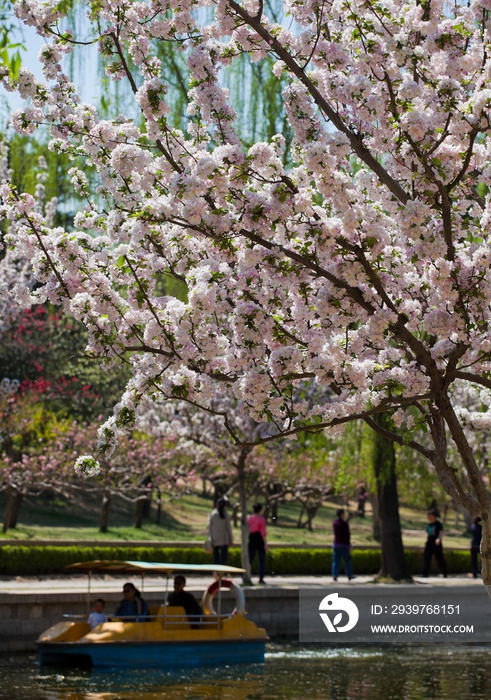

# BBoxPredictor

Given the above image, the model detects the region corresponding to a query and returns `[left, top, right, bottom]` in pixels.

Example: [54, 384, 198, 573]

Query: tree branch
[228, 0, 409, 204]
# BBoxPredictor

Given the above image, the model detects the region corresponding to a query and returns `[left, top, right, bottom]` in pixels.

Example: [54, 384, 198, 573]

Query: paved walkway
[0, 573, 483, 595]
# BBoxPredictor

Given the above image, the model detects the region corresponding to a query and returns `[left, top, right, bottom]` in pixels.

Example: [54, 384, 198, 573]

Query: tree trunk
[372, 413, 409, 581]
[156, 489, 162, 524]
[99, 490, 111, 533]
[264, 483, 279, 523]
[481, 510, 491, 591]
[271, 498, 278, 523]
[237, 449, 252, 585]
[2, 485, 13, 534]
[297, 502, 305, 528]
[370, 493, 381, 542]
[9, 491, 24, 529]
[305, 505, 318, 531]
[135, 498, 144, 529]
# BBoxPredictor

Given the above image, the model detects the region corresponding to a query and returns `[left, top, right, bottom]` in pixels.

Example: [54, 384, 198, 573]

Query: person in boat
[114, 582, 149, 621]
[208, 497, 234, 565]
[87, 598, 107, 629]
[167, 575, 203, 628]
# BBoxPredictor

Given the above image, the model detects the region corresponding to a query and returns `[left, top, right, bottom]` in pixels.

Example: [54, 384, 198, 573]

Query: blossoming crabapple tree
[0, 139, 35, 338]
[4, 0, 491, 589]
[140, 395, 337, 580]
[140, 396, 274, 582]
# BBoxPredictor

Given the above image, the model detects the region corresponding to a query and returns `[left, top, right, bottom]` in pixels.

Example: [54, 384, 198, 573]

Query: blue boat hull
[38, 638, 266, 668]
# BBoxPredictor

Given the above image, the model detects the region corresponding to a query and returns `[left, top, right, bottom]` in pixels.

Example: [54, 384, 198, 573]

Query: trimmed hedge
[0, 545, 478, 577]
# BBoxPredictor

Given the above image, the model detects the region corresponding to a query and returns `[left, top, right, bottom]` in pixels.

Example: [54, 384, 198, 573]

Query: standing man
[332, 508, 356, 581]
[422, 509, 447, 578]
[167, 575, 202, 628]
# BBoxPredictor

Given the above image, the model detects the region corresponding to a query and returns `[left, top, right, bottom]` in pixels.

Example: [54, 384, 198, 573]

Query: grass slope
[0, 490, 472, 549]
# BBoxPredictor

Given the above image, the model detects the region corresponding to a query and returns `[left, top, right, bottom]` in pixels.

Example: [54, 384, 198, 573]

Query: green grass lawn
[0, 490, 472, 549]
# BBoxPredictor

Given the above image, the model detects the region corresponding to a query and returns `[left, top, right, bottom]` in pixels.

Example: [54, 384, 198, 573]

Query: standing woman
[248, 503, 267, 584]
[208, 497, 234, 565]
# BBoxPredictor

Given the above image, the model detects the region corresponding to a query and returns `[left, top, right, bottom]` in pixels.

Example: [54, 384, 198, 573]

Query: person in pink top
[248, 503, 267, 584]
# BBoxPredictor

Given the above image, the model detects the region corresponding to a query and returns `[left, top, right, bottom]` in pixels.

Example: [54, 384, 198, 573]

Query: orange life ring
[202, 578, 246, 616]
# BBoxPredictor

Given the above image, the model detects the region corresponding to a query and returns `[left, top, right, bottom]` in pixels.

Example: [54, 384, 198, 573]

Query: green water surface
[0, 645, 490, 699]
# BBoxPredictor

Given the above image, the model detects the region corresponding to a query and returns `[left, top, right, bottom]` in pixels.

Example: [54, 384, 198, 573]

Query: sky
[1, 12, 102, 121]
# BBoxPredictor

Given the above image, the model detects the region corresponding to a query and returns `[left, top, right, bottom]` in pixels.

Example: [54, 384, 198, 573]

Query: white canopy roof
[66, 560, 245, 575]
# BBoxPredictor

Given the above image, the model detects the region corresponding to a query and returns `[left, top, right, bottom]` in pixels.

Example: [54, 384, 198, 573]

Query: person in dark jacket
[248, 503, 267, 584]
[332, 508, 355, 581]
[422, 509, 447, 578]
[470, 516, 482, 578]
[114, 582, 149, 621]
[167, 575, 202, 628]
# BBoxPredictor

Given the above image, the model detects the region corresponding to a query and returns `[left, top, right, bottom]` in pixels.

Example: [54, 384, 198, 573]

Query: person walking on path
[332, 508, 356, 581]
[208, 497, 234, 565]
[470, 516, 482, 579]
[248, 503, 267, 584]
[422, 509, 447, 577]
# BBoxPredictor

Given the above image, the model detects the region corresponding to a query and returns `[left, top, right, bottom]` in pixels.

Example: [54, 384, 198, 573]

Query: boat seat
[158, 605, 191, 630]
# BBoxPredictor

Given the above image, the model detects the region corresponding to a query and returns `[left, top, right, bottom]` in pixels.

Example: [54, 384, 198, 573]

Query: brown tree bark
[2, 485, 13, 534]
[99, 490, 111, 533]
[135, 498, 144, 529]
[370, 493, 381, 542]
[372, 413, 409, 581]
[9, 491, 24, 529]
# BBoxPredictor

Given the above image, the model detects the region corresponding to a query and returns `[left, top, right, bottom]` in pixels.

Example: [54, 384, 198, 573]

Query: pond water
[1, 645, 490, 700]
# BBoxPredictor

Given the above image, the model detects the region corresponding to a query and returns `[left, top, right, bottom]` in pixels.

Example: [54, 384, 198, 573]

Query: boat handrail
[62, 612, 233, 625]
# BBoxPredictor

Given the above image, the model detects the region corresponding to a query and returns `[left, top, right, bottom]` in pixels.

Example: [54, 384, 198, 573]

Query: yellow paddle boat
[37, 560, 268, 668]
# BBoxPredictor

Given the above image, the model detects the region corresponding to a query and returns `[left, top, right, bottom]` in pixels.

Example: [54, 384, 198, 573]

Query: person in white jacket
[208, 498, 234, 565]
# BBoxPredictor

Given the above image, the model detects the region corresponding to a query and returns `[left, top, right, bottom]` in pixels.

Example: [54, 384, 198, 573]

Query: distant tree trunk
[237, 449, 252, 585]
[135, 498, 144, 529]
[231, 502, 239, 528]
[372, 413, 409, 581]
[304, 504, 319, 531]
[2, 485, 13, 534]
[370, 493, 381, 542]
[156, 488, 162, 524]
[99, 490, 111, 533]
[264, 483, 279, 523]
[213, 484, 222, 503]
[271, 499, 278, 523]
[9, 491, 24, 529]
[297, 503, 305, 528]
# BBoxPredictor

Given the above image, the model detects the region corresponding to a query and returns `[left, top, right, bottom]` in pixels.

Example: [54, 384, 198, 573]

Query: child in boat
[87, 599, 107, 629]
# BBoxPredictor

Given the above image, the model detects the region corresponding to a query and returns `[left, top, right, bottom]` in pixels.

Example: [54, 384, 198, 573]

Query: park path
[0, 573, 483, 595]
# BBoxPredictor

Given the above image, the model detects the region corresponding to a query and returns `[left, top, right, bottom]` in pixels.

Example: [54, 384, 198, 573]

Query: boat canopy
[66, 560, 246, 575]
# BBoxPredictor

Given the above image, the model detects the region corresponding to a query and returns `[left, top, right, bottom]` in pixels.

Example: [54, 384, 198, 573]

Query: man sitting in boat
[167, 575, 202, 628]
[114, 582, 149, 621]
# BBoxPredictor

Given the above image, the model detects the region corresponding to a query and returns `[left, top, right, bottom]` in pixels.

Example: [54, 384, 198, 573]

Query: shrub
[0, 545, 476, 577]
